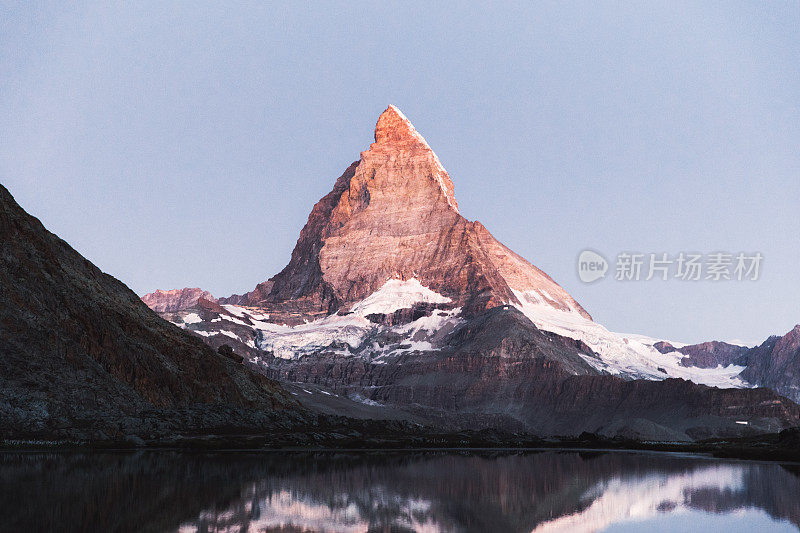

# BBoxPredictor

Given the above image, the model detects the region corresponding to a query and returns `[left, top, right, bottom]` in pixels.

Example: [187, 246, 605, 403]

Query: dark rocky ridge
[147, 291, 800, 441]
[0, 184, 303, 442]
[654, 340, 750, 368]
[256, 307, 800, 441]
[654, 328, 800, 404]
[741, 326, 800, 403]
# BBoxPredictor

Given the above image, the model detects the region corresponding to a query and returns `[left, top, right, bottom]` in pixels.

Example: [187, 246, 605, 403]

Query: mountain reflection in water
[0, 450, 798, 532]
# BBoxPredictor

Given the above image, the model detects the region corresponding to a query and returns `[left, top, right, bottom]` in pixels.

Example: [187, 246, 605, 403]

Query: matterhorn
[145, 106, 798, 441]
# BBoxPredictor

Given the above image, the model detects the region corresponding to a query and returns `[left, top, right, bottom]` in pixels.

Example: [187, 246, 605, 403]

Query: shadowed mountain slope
[0, 184, 301, 442]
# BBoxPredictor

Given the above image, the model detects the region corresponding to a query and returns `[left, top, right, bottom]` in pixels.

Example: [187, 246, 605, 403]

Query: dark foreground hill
[0, 184, 306, 442]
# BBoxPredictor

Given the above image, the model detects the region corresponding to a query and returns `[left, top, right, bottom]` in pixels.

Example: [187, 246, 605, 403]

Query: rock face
[741, 326, 800, 403]
[141, 288, 216, 313]
[233, 105, 589, 321]
[0, 184, 300, 442]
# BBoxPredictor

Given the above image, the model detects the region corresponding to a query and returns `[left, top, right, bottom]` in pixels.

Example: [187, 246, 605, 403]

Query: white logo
[578, 250, 608, 283]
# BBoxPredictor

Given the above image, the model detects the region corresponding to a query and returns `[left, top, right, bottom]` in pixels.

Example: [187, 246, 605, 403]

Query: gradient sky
[2, 2, 799, 345]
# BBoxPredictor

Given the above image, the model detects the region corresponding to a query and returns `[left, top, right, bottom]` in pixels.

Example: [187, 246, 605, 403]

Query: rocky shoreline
[4, 425, 799, 463]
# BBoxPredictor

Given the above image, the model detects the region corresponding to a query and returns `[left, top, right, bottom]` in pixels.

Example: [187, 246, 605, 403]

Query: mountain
[0, 184, 302, 442]
[653, 340, 750, 369]
[141, 287, 216, 313]
[144, 106, 800, 441]
[220, 105, 589, 322]
[740, 325, 800, 403]
[650, 329, 800, 404]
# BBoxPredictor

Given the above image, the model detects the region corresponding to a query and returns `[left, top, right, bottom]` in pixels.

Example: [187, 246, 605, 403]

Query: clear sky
[2, 2, 799, 345]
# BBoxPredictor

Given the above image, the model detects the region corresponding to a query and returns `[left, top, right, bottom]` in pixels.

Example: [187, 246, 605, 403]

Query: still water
[0, 450, 797, 532]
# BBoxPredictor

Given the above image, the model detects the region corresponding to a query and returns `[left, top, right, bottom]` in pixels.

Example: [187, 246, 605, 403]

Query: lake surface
[0, 449, 798, 532]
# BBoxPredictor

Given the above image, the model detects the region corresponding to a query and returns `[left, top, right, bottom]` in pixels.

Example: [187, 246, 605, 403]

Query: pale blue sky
[2, 2, 799, 345]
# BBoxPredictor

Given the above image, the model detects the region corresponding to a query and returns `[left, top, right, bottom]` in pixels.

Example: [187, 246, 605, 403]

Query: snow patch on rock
[350, 278, 451, 316]
[394, 307, 463, 337]
[182, 313, 202, 325]
[254, 314, 375, 360]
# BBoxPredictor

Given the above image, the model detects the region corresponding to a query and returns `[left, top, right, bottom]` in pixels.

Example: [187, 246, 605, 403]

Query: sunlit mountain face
[2, 451, 798, 532]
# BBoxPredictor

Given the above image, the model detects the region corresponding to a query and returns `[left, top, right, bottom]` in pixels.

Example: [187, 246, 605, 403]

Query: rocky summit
[145, 106, 799, 442]
[221, 105, 589, 322]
